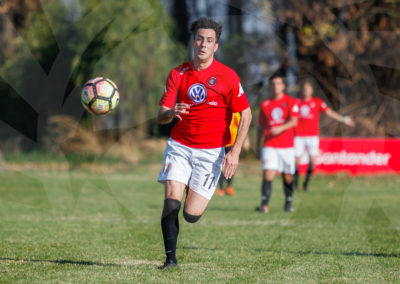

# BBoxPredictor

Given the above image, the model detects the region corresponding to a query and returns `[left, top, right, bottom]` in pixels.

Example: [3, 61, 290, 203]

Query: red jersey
[258, 94, 299, 148]
[159, 60, 249, 148]
[295, 97, 328, 136]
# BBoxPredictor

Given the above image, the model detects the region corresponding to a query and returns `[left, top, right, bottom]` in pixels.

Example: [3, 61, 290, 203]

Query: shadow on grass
[181, 247, 399, 258]
[0, 257, 119, 267]
[252, 249, 400, 258]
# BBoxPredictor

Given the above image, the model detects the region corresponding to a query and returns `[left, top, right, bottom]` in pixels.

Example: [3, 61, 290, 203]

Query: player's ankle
[166, 252, 177, 262]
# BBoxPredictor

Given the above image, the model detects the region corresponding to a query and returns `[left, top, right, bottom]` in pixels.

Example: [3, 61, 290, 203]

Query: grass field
[0, 160, 399, 283]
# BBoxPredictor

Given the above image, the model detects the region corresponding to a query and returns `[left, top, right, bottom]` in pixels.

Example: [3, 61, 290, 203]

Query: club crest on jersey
[271, 107, 284, 121]
[300, 105, 310, 117]
[188, 83, 207, 103]
[207, 77, 218, 87]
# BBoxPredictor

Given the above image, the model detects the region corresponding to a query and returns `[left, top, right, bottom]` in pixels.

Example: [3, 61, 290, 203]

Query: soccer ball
[81, 77, 120, 115]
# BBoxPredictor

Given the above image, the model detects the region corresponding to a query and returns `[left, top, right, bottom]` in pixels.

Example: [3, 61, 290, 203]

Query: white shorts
[158, 138, 225, 200]
[294, 136, 320, 157]
[260, 147, 295, 174]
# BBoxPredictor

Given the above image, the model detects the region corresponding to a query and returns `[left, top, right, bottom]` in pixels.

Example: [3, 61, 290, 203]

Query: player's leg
[256, 169, 275, 212]
[183, 189, 210, 222]
[293, 137, 304, 190]
[159, 181, 186, 268]
[256, 147, 277, 213]
[282, 173, 294, 212]
[157, 138, 191, 269]
[294, 157, 301, 190]
[216, 175, 225, 196]
[280, 148, 296, 212]
[303, 155, 316, 191]
[184, 145, 225, 221]
[303, 137, 319, 191]
[225, 175, 235, 196]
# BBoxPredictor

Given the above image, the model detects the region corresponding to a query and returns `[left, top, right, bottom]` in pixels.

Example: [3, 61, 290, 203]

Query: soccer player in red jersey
[294, 79, 355, 191]
[256, 73, 299, 213]
[157, 17, 252, 269]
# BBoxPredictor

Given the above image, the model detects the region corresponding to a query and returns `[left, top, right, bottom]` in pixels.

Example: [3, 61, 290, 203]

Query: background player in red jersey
[294, 79, 355, 191]
[157, 17, 252, 269]
[256, 73, 299, 213]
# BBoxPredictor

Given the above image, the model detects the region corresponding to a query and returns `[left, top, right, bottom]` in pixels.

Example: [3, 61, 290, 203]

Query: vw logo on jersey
[271, 107, 284, 121]
[188, 83, 207, 103]
[300, 105, 310, 117]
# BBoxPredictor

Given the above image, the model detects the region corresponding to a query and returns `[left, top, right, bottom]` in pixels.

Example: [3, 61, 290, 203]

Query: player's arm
[324, 108, 355, 127]
[269, 116, 298, 136]
[223, 107, 252, 179]
[158, 69, 191, 125]
[158, 104, 190, 124]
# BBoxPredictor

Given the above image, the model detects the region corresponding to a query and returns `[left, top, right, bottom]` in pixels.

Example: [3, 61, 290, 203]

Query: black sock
[294, 166, 299, 188]
[218, 175, 224, 189]
[261, 180, 272, 206]
[161, 199, 181, 262]
[283, 180, 293, 204]
[304, 163, 314, 187]
[227, 176, 233, 187]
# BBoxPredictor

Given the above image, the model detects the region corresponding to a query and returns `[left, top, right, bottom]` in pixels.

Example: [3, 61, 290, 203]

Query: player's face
[192, 29, 219, 62]
[270, 77, 285, 97]
[302, 82, 314, 99]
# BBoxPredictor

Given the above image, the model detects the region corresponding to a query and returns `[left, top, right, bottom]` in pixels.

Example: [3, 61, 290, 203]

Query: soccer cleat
[216, 188, 225, 196]
[303, 182, 308, 192]
[158, 259, 177, 269]
[284, 202, 294, 212]
[255, 205, 269, 213]
[226, 186, 235, 196]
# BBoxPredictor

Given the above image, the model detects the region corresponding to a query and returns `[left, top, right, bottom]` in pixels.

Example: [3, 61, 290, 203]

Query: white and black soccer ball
[81, 77, 120, 115]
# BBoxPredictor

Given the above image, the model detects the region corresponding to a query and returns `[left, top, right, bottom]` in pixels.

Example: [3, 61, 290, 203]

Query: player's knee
[161, 198, 181, 218]
[183, 210, 202, 223]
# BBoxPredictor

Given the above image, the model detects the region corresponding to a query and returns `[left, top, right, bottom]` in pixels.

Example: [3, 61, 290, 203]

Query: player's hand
[270, 126, 284, 136]
[223, 150, 239, 179]
[343, 116, 355, 127]
[173, 103, 190, 120]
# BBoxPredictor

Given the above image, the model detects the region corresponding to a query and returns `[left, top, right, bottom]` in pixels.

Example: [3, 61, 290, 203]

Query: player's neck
[192, 57, 214, 71]
[303, 96, 312, 102]
[273, 93, 284, 100]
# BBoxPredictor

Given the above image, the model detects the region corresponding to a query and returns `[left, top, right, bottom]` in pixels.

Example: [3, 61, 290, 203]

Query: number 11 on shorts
[203, 173, 215, 190]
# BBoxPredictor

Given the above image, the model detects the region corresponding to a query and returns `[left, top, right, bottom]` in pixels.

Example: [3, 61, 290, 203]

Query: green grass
[0, 161, 399, 283]
[3, 151, 123, 165]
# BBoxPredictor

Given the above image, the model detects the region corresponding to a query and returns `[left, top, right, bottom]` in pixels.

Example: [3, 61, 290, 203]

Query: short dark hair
[299, 79, 314, 90]
[190, 17, 222, 41]
[269, 72, 286, 83]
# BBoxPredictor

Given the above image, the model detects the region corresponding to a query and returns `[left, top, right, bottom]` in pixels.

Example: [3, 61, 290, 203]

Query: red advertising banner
[298, 138, 400, 175]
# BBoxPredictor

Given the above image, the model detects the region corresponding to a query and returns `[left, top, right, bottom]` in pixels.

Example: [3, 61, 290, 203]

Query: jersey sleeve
[289, 98, 299, 118]
[159, 70, 179, 108]
[227, 72, 250, 113]
[319, 98, 329, 113]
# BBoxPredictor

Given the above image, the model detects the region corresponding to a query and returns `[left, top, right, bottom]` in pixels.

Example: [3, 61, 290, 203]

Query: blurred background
[0, 0, 399, 169]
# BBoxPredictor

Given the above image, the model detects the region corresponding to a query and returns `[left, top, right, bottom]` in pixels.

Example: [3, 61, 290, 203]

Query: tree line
[0, 0, 398, 154]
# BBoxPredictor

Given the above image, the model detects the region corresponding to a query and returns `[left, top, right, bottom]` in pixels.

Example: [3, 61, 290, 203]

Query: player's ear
[214, 42, 219, 53]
